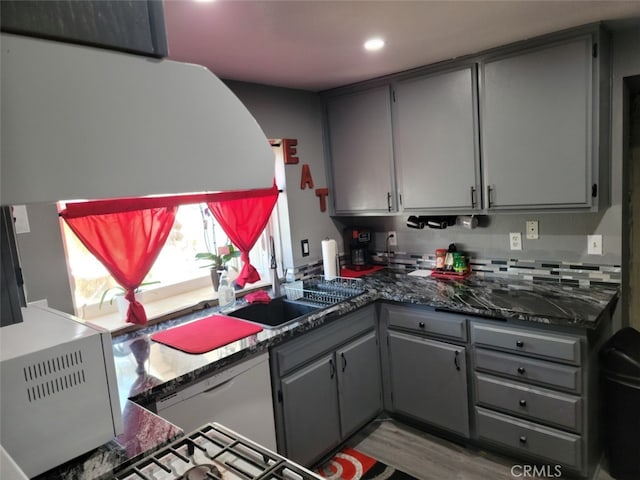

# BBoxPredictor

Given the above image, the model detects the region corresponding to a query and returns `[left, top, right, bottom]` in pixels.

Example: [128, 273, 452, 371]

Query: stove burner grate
[114, 423, 323, 480]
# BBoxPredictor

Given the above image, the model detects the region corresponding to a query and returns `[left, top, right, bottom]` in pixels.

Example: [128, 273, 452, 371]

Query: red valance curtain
[208, 184, 279, 288]
[61, 206, 177, 325]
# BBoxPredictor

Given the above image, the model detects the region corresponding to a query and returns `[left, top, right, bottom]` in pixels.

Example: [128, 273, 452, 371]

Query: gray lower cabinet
[271, 305, 382, 466]
[337, 332, 382, 438]
[388, 330, 470, 438]
[470, 320, 597, 477]
[280, 352, 341, 466]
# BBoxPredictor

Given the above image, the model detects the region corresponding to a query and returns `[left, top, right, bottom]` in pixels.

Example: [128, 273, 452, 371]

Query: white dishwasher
[155, 352, 277, 451]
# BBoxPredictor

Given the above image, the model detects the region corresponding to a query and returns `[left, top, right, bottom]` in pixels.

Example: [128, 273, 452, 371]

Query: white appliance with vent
[0, 305, 122, 478]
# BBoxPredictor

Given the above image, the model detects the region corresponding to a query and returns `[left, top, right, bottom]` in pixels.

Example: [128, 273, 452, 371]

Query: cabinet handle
[418, 322, 425, 328]
[454, 350, 461, 371]
[387, 192, 392, 212]
[341, 352, 347, 372]
[329, 358, 335, 379]
[519, 399, 527, 407]
[470, 186, 476, 208]
[487, 185, 493, 208]
[516, 340, 524, 348]
[517, 367, 526, 374]
[519, 436, 527, 444]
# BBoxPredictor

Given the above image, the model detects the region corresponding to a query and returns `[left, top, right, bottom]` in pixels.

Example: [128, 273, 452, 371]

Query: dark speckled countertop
[39, 269, 619, 479]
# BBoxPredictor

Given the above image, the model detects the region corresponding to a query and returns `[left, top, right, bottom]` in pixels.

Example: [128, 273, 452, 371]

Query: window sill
[86, 280, 271, 336]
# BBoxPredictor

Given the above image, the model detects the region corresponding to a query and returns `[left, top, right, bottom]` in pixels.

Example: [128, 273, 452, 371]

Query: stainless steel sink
[227, 296, 321, 329]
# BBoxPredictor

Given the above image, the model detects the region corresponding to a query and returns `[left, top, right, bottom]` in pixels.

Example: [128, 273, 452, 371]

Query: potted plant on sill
[195, 244, 241, 291]
[99, 281, 161, 318]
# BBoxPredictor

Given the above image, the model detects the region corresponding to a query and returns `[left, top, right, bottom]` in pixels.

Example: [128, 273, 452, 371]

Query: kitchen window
[59, 201, 282, 330]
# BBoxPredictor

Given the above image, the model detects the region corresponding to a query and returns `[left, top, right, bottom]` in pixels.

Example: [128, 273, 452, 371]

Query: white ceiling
[163, 0, 640, 91]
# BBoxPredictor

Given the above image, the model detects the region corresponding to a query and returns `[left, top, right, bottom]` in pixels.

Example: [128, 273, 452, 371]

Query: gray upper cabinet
[393, 65, 481, 211]
[325, 86, 396, 214]
[480, 33, 606, 210]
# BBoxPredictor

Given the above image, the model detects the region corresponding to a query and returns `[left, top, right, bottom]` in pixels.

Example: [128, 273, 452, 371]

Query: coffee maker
[344, 228, 372, 270]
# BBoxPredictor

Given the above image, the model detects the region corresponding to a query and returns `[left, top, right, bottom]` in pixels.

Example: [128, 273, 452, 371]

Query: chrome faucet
[270, 236, 281, 297]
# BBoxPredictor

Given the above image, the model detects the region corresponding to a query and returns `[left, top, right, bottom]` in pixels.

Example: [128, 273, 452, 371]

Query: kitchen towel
[315, 447, 417, 480]
[340, 265, 385, 278]
[322, 238, 338, 280]
[245, 290, 272, 304]
[151, 315, 262, 354]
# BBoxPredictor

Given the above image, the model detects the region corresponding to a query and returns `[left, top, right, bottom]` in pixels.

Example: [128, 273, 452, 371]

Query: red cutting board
[151, 315, 263, 354]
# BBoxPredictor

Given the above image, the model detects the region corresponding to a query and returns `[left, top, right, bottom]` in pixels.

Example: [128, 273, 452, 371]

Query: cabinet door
[394, 66, 480, 211]
[326, 86, 395, 214]
[481, 36, 593, 209]
[280, 353, 340, 466]
[337, 331, 382, 438]
[388, 331, 470, 437]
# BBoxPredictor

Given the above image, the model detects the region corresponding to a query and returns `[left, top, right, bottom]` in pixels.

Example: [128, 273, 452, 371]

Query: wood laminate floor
[347, 418, 614, 480]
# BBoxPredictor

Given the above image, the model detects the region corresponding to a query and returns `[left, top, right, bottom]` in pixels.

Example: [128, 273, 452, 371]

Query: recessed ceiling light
[364, 37, 385, 51]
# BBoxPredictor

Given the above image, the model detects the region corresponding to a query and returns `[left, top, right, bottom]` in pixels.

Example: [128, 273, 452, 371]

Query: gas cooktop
[114, 423, 323, 480]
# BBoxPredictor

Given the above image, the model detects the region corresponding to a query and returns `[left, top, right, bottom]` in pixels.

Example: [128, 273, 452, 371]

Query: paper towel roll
[321, 238, 338, 279]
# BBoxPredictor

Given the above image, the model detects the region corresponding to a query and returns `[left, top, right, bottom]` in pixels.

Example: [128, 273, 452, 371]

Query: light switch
[301, 239, 310, 257]
[12, 205, 30, 234]
[588, 235, 602, 255]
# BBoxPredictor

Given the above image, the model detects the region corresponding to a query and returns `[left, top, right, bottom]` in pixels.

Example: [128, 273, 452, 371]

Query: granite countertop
[40, 269, 619, 479]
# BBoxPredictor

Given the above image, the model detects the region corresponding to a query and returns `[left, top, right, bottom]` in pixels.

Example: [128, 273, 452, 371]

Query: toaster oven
[0, 305, 122, 477]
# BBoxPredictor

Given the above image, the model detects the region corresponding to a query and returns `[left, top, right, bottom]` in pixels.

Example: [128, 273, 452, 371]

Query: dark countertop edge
[127, 282, 619, 406]
[128, 291, 378, 407]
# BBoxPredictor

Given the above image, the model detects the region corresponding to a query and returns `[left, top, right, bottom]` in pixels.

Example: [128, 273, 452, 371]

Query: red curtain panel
[61, 205, 177, 324]
[60, 185, 278, 323]
[208, 185, 279, 288]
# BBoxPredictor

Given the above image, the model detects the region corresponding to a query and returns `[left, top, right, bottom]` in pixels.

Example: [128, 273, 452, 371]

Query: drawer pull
[516, 340, 524, 348]
[454, 350, 461, 371]
[519, 399, 527, 407]
[329, 358, 336, 379]
[341, 352, 347, 372]
[418, 322, 425, 328]
[517, 367, 526, 374]
[519, 436, 527, 444]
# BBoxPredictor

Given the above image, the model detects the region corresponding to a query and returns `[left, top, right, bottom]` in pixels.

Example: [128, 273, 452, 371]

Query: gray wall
[224, 81, 344, 268]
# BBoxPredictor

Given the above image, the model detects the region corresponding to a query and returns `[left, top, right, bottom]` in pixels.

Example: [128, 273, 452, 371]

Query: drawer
[475, 407, 583, 471]
[275, 305, 375, 377]
[474, 373, 582, 433]
[382, 304, 467, 341]
[474, 348, 582, 394]
[471, 323, 581, 365]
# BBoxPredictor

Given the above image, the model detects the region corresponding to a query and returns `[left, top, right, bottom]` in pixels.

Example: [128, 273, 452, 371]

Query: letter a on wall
[300, 164, 314, 189]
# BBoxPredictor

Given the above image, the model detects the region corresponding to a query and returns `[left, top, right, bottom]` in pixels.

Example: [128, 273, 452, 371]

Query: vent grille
[23, 350, 86, 402]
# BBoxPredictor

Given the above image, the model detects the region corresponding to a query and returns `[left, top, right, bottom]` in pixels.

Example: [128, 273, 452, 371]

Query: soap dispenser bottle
[218, 270, 236, 310]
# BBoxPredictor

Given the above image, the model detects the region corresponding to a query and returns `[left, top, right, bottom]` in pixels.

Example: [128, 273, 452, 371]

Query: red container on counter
[435, 249, 447, 269]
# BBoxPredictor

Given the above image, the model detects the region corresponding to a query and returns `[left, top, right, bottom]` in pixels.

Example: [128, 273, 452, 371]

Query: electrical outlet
[509, 232, 522, 251]
[588, 235, 602, 255]
[526, 220, 539, 240]
[387, 231, 397, 247]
